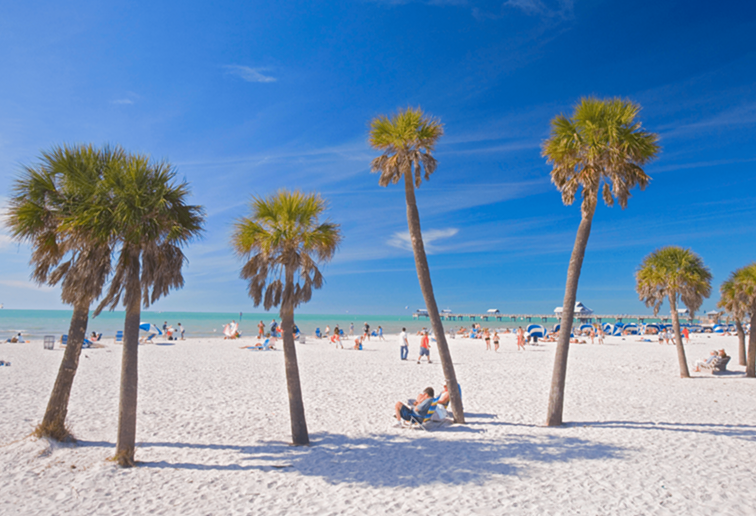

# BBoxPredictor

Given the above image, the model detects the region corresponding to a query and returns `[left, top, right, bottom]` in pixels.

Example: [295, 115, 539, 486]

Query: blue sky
[1, 0, 755, 316]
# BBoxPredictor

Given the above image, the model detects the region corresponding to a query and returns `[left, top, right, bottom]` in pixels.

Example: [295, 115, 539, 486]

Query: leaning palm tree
[719, 275, 749, 367]
[636, 246, 712, 378]
[85, 154, 204, 466]
[232, 190, 341, 445]
[543, 97, 660, 426]
[718, 264, 756, 377]
[369, 107, 464, 424]
[6, 144, 120, 441]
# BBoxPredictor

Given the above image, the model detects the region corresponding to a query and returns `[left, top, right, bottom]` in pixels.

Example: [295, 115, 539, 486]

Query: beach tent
[644, 323, 661, 334]
[139, 322, 162, 335]
[602, 322, 614, 334]
[578, 324, 594, 335]
[622, 323, 639, 335]
[526, 324, 546, 338]
[551, 324, 574, 337]
[712, 325, 725, 333]
[611, 323, 625, 336]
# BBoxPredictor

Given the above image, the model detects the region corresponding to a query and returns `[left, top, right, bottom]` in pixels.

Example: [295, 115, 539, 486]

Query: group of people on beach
[399, 327, 433, 363]
[394, 383, 455, 424]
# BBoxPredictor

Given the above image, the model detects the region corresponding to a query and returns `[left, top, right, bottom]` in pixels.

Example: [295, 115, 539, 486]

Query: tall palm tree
[369, 107, 464, 424]
[6, 144, 119, 441]
[719, 274, 748, 367]
[636, 246, 712, 378]
[718, 264, 756, 377]
[542, 97, 660, 426]
[85, 154, 204, 466]
[232, 190, 341, 445]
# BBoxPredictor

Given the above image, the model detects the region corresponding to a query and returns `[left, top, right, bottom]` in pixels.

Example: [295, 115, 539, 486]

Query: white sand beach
[1, 332, 755, 515]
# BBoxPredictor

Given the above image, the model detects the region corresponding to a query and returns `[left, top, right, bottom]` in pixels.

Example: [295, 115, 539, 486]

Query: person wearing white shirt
[399, 327, 409, 360]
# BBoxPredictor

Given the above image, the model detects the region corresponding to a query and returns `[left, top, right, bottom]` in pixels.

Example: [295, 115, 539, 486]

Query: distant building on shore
[553, 301, 593, 316]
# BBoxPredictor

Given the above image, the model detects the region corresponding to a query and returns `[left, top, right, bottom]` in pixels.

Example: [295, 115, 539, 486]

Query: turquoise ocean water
[0, 309, 687, 340]
[0, 309, 510, 340]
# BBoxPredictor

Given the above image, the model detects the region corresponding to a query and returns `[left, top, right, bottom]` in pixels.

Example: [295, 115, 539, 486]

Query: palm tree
[6, 144, 119, 441]
[232, 190, 341, 445]
[719, 274, 749, 367]
[718, 264, 756, 376]
[636, 246, 712, 377]
[86, 154, 204, 466]
[542, 97, 660, 426]
[369, 106, 464, 424]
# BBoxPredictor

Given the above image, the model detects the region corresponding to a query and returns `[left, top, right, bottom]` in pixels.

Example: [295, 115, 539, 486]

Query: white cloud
[387, 227, 459, 253]
[0, 198, 13, 251]
[224, 65, 277, 83]
[112, 99, 135, 105]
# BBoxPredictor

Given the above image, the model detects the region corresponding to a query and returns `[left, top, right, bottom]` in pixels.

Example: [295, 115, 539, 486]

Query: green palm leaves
[233, 190, 341, 311]
[636, 246, 712, 317]
[543, 97, 660, 216]
[369, 107, 443, 188]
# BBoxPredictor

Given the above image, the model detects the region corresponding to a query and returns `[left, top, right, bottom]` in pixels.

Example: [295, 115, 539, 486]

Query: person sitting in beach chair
[696, 349, 730, 373]
[693, 350, 718, 372]
[395, 387, 435, 424]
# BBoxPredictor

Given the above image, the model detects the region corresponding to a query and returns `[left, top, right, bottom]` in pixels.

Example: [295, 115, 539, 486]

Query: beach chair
[114, 330, 124, 344]
[140, 333, 156, 344]
[404, 398, 448, 431]
[43, 335, 55, 350]
[60, 334, 68, 346]
[315, 328, 321, 339]
[701, 356, 731, 374]
[82, 339, 93, 349]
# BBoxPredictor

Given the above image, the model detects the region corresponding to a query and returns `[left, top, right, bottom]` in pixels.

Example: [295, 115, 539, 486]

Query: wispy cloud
[111, 92, 140, 105]
[0, 279, 55, 292]
[224, 65, 277, 83]
[658, 101, 756, 139]
[473, 0, 574, 21]
[387, 227, 459, 253]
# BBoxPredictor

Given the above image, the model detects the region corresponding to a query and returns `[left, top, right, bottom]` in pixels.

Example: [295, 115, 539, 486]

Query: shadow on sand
[568, 420, 756, 441]
[80, 431, 625, 487]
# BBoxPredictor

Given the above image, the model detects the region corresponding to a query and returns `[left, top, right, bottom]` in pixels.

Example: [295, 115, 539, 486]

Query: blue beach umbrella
[139, 322, 162, 335]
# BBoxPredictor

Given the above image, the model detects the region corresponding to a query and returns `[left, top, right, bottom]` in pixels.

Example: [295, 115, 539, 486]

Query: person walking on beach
[257, 321, 265, 338]
[325, 325, 330, 338]
[363, 322, 370, 341]
[399, 327, 409, 360]
[270, 319, 278, 336]
[349, 323, 354, 336]
[484, 328, 491, 351]
[418, 331, 431, 363]
[589, 326, 595, 344]
[493, 331, 500, 352]
[377, 326, 384, 340]
[683, 326, 690, 344]
[597, 326, 604, 345]
[163, 321, 168, 334]
[178, 323, 185, 340]
[516, 327, 526, 351]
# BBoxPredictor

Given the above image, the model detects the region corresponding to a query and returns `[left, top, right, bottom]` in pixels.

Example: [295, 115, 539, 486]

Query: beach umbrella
[139, 322, 162, 335]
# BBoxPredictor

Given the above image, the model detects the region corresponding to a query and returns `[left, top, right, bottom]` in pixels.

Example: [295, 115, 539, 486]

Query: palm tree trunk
[281, 266, 309, 445]
[735, 320, 746, 366]
[115, 257, 142, 466]
[546, 204, 595, 427]
[402, 170, 464, 423]
[37, 299, 90, 440]
[669, 296, 690, 378]
[746, 312, 756, 378]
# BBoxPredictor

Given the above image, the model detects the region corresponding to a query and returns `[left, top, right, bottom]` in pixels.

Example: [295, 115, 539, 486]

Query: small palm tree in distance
[542, 97, 660, 426]
[6, 144, 120, 441]
[369, 106, 464, 424]
[90, 153, 204, 466]
[232, 190, 342, 445]
[717, 264, 756, 376]
[719, 273, 749, 367]
[636, 246, 712, 378]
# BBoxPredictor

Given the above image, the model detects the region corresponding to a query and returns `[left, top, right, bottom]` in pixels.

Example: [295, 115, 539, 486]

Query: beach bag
[432, 404, 448, 422]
